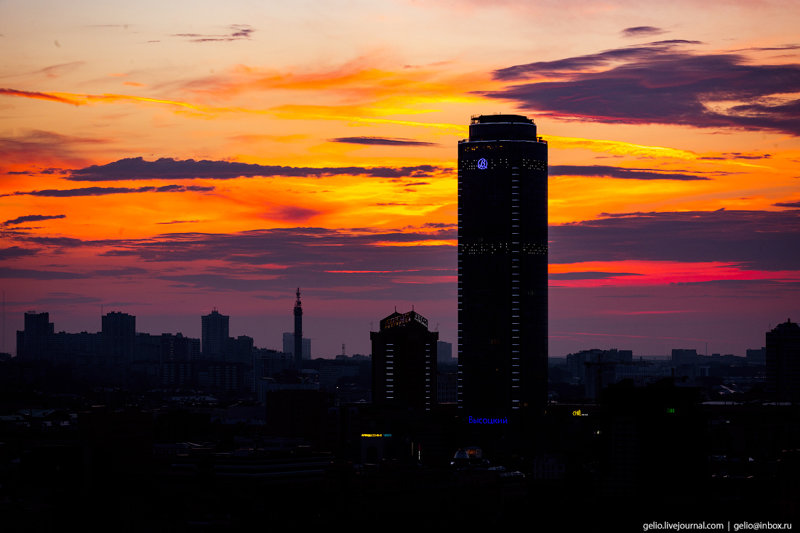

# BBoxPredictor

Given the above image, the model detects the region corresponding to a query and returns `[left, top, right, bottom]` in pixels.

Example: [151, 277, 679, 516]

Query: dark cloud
[549, 271, 642, 280]
[404, 181, 430, 186]
[4, 184, 214, 197]
[550, 209, 800, 270]
[488, 41, 800, 135]
[774, 201, 800, 208]
[22, 236, 86, 248]
[421, 222, 456, 229]
[92, 267, 149, 276]
[699, 152, 772, 161]
[7, 167, 67, 175]
[330, 136, 437, 147]
[3, 214, 66, 225]
[549, 165, 709, 181]
[156, 219, 202, 225]
[0, 267, 85, 280]
[67, 157, 445, 181]
[173, 24, 254, 43]
[493, 41, 699, 79]
[622, 26, 665, 38]
[0, 246, 38, 260]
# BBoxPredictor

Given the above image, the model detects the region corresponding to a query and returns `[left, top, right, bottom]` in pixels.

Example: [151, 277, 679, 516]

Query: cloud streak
[549, 165, 710, 180]
[3, 214, 66, 225]
[621, 26, 665, 38]
[4, 185, 214, 197]
[330, 136, 437, 146]
[173, 24, 254, 43]
[67, 157, 445, 181]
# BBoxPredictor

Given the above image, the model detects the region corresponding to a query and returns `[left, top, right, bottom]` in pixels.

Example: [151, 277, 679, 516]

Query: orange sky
[1, 0, 799, 356]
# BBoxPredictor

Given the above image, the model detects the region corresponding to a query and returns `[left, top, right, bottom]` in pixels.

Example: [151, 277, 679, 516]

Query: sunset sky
[1, 0, 799, 358]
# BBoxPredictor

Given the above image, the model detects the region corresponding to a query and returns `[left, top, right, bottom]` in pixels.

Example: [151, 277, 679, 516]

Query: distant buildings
[370, 310, 438, 412]
[457, 114, 548, 417]
[282, 332, 310, 361]
[766, 319, 800, 403]
[436, 340, 453, 364]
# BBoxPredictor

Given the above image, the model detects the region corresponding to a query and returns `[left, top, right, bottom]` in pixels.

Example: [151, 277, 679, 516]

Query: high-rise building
[457, 114, 548, 417]
[201, 309, 229, 358]
[102, 311, 135, 365]
[293, 288, 303, 368]
[16, 311, 54, 359]
[766, 319, 800, 403]
[371, 310, 438, 412]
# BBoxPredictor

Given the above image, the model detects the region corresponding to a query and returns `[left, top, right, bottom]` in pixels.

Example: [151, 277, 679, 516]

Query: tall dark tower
[293, 288, 303, 368]
[457, 114, 548, 418]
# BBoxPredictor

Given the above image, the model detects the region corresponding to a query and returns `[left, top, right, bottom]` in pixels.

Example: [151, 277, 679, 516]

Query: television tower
[294, 288, 303, 368]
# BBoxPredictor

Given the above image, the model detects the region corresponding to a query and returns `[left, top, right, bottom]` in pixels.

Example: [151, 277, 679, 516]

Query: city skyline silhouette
[2, 4, 800, 528]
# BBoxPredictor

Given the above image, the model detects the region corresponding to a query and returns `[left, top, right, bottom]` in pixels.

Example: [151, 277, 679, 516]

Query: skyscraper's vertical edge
[294, 288, 303, 368]
[457, 114, 548, 424]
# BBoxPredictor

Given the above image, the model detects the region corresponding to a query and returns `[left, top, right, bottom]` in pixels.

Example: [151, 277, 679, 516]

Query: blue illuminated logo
[477, 158, 488, 170]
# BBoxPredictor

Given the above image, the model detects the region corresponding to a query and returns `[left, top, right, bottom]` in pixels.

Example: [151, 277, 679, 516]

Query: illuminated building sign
[383, 311, 428, 330]
[572, 409, 588, 417]
[467, 416, 508, 425]
[477, 158, 488, 170]
[360, 433, 393, 438]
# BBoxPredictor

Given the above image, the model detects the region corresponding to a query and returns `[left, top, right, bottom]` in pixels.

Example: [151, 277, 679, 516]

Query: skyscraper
[201, 309, 229, 359]
[371, 310, 438, 412]
[457, 114, 548, 417]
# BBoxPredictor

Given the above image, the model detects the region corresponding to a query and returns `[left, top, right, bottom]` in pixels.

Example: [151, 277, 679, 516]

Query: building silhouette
[294, 288, 303, 368]
[371, 310, 438, 412]
[201, 309, 229, 359]
[457, 114, 548, 417]
[102, 312, 135, 366]
[766, 318, 800, 403]
[16, 311, 54, 359]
